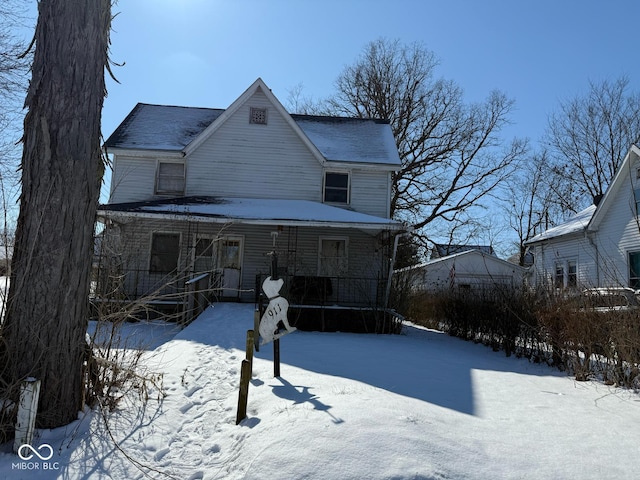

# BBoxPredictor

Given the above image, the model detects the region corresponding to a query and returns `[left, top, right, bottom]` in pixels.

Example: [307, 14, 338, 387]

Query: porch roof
[98, 196, 405, 231]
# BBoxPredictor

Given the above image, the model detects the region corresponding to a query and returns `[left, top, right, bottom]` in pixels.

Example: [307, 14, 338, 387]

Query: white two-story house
[96, 78, 405, 330]
[526, 144, 640, 292]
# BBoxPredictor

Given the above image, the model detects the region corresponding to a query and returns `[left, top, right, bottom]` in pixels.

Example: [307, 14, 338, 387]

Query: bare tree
[503, 149, 561, 266]
[324, 38, 527, 246]
[0, 0, 112, 428]
[546, 76, 640, 214]
[0, 1, 30, 177]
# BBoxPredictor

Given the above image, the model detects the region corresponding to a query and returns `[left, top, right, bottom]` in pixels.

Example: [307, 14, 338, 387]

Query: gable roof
[291, 114, 399, 165]
[396, 249, 525, 274]
[103, 104, 224, 152]
[433, 244, 495, 258]
[104, 78, 401, 168]
[587, 144, 640, 231]
[526, 144, 640, 245]
[526, 204, 596, 244]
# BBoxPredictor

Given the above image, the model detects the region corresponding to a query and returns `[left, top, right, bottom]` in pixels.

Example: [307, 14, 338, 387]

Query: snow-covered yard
[1, 302, 640, 479]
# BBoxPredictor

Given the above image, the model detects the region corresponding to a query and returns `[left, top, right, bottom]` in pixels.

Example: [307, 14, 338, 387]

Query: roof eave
[97, 208, 405, 231]
[103, 147, 184, 158]
[324, 159, 401, 171]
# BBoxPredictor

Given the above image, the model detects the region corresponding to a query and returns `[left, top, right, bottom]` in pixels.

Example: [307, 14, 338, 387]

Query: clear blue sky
[103, 0, 640, 147]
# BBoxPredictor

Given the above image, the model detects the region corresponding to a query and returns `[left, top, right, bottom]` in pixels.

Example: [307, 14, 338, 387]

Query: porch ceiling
[98, 196, 405, 231]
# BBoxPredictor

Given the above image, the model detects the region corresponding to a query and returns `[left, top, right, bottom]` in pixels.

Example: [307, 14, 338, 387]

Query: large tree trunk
[0, 0, 110, 428]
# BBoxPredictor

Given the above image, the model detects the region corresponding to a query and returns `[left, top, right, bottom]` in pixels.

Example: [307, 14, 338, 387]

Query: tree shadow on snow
[257, 323, 562, 416]
[186, 304, 562, 416]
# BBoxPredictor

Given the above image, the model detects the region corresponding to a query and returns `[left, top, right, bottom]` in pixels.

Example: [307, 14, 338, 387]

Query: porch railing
[254, 272, 385, 308]
[91, 266, 223, 323]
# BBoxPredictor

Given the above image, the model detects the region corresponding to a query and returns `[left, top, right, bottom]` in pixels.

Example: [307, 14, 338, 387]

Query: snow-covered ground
[1, 302, 640, 479]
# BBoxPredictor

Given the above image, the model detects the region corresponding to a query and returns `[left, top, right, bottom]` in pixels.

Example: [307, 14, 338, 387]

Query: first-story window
[156, 161, 185, 195]
[567, 260, 577, 288]
[554, 262, 564, 289]
[323, 172, 350, 204]
[194, 237, 216, 273]
[319, 237, 348, 276]
[554, 259, 578, 290]
[150, 233, 180, 273]
[629, 251, 640, 288]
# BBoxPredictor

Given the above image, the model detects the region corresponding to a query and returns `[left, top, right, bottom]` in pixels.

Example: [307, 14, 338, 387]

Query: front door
[218, 237, 243, 298]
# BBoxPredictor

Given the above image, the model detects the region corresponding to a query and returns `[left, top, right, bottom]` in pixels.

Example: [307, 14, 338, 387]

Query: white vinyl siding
[186, 89, 323, 201]
[109, 155, 157, 203]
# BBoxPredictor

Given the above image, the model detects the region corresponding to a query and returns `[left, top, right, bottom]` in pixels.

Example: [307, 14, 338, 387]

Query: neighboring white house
[95, 78, 406, 327]
[526, 144, 640, 291]
[395, 249, 527, 294]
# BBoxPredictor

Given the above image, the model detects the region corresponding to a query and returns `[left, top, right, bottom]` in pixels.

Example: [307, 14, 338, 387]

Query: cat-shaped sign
[259, 276, 296, 345]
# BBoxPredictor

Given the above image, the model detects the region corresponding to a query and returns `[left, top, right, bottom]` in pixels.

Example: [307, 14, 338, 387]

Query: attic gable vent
[250, 107, 267, 125]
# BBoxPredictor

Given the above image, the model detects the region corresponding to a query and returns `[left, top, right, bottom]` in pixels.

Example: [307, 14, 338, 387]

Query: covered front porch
[94, 196, 405, 329]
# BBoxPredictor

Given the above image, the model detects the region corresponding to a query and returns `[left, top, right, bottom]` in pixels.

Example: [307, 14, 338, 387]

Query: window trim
[317, 236, 349, 276]
[323, 170, 350, 204]
[149, 232, 181, 274]
[554, 258, 578, 290]
[155, 160, 186, 195]
[554, 262, 564, 290]
[629, 251, 640, 289]
[193, 235, 217, 274]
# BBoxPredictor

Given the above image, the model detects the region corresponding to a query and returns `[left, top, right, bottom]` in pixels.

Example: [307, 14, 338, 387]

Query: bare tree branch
[546, 76, 640, 213]
[323, 38, 526, 247]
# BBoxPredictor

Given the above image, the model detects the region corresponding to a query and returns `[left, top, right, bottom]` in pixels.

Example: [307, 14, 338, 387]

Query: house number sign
[259, 276, 296, 345]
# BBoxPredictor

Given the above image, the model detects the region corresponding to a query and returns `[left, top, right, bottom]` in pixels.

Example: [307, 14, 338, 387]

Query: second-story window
[323, 172, 350, 204]
[156, 161, 185, 195]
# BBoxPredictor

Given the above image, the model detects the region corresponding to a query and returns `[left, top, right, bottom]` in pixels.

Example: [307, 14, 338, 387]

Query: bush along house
[96, 78, 407, 332]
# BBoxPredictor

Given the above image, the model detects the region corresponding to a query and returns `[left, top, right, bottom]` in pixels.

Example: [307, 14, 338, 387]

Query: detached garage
[395, 249, 527, 293]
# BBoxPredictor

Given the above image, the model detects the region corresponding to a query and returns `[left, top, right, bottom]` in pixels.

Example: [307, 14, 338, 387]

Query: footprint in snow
[184, 385, 202, 398]
[153, 447, 170, 461]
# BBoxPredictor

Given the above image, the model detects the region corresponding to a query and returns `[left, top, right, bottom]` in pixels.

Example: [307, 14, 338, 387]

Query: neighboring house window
[554, 263, 564, 289]
[323, 172, 350, 204]
[156, 161, 185, 195]
[318, 237, 348, 276]
[250, 107, 267, 125]
[635, 188, 640, 214]
[629, 252, 640, 288]
[567, 260, 577, 288]
[150, 233, 180, 273]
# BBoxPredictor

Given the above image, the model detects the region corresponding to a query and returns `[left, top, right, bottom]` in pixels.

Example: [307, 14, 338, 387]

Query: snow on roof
[104, 104, 224, 151]
[99, 196, 405, 230]
[526, 204, 596, 244]
[396, 248, 524, 273]
[291, 115, 400, 165]
[104, 104, 401, 166]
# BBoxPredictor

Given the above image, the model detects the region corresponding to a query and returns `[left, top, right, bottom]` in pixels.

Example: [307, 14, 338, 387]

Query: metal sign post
[259, 251, 295, 377]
